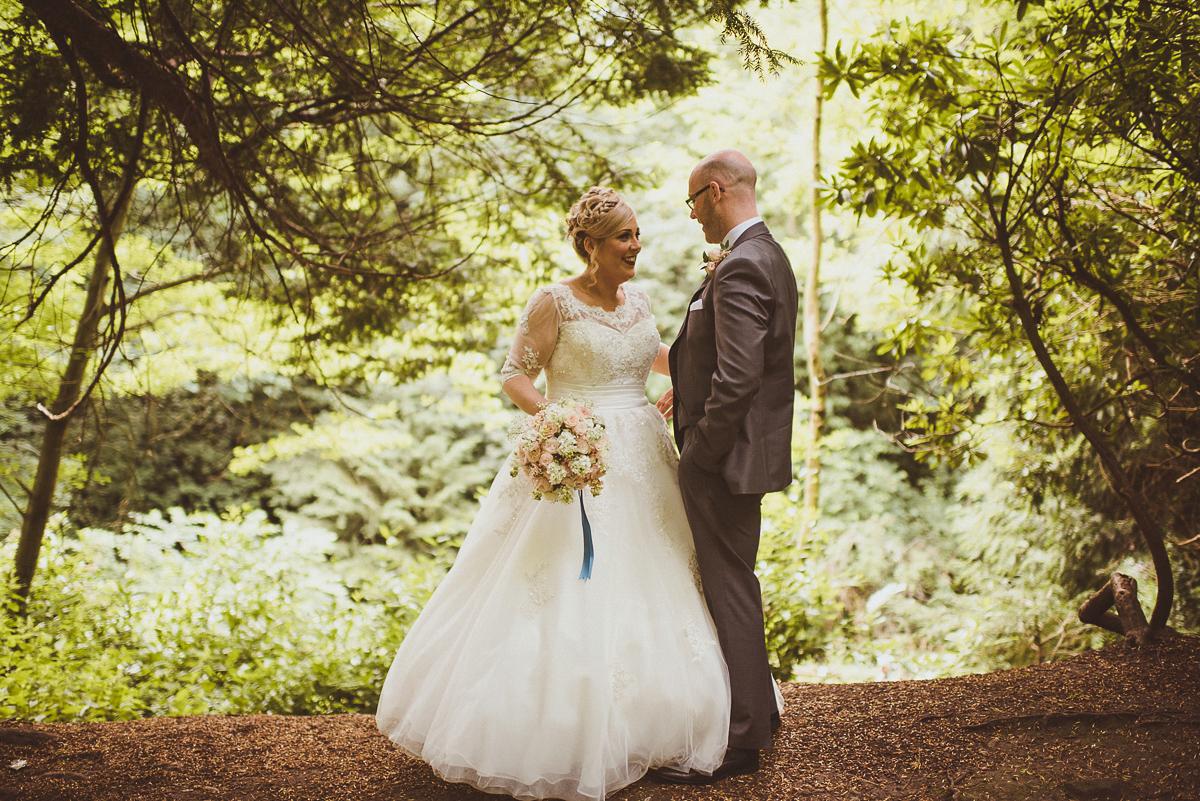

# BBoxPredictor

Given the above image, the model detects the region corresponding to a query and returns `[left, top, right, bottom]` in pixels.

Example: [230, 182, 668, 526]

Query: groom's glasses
[685, 184, 724, 210]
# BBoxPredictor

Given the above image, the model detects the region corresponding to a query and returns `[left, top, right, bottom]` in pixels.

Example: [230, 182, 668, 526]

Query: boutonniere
[702, 248, 730, 276]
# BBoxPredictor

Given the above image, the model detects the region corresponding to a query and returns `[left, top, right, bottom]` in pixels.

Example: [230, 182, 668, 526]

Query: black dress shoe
[650, 747, 760, 785]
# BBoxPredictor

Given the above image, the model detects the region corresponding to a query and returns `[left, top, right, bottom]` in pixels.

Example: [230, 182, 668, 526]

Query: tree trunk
[802, 0, 829, 529]
[1078, 573, 1154, 646]
[990, 204, 1173, 640]
[11, 188, 133, 611]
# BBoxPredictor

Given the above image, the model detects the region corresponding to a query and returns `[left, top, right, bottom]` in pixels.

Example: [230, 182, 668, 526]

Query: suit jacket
[669, 222, 798, 495]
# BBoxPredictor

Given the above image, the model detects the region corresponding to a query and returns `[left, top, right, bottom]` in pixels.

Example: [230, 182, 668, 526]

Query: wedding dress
[376, 282, 730, 801]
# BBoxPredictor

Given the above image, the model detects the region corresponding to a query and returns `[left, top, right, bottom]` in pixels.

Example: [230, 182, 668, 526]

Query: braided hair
[565, 187, 635, 287]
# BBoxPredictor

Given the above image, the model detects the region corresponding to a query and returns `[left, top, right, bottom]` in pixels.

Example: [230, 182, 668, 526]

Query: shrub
[759, 489, 854, 680]
[1, 509, 448, 721]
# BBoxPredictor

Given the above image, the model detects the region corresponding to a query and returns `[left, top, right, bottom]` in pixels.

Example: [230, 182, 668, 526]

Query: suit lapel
[728, 221, 769, 252]
[679, 225, 771, 342]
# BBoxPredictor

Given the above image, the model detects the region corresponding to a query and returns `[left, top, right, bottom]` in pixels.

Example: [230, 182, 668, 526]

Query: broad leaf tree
[1, 0, 791, 605]
[823, 0, 1200, 642]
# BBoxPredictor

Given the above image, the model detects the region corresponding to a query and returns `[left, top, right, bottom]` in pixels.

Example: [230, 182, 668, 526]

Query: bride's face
[588, 216, 641, 282]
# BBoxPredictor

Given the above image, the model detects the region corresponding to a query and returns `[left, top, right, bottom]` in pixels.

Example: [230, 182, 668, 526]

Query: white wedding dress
[376, 282, 730, 801]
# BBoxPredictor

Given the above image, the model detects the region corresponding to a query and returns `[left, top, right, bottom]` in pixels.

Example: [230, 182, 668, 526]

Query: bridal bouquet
[510, 399, 609, 503]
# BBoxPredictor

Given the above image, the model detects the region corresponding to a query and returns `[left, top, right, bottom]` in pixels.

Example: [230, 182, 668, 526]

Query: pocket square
[689, 298, 704, 311]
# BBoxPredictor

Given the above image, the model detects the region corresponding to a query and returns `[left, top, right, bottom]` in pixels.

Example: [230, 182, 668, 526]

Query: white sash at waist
[547, 380, 649, 411]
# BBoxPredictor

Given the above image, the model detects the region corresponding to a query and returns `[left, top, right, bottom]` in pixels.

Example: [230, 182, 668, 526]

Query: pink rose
[564, 411, 583, 428]
[576, 436, 589, 452]
[704, 248, 731, 275]
[538, 451, 555, 467]
[534, 475, 552, 493]
[542, 437, 560, 454]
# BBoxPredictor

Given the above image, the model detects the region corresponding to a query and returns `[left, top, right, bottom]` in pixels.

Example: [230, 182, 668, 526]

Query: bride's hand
[655, 387, 674, 420]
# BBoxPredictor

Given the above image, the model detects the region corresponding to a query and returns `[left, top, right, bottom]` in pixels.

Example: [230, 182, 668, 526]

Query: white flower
[557, 431, 579, 455]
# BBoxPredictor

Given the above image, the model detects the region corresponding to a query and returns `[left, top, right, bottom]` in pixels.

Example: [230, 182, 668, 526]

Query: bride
[375, 187, 730, 801]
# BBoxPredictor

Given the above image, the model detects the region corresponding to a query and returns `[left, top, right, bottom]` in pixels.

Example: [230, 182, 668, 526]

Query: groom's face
[687, 178, 723, 245]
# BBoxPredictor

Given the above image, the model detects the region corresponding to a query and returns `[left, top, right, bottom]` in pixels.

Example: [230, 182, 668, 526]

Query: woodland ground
[1, 634, 1197, 801]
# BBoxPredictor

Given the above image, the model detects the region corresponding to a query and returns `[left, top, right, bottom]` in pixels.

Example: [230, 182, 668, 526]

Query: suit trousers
[677, 429, 778, 750]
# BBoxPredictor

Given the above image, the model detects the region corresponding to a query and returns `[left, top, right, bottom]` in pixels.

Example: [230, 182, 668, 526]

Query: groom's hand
[655, 387, 674, 420]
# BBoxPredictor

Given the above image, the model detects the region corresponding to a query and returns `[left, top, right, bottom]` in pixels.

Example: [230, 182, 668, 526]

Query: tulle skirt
[376, 397, 730, 801]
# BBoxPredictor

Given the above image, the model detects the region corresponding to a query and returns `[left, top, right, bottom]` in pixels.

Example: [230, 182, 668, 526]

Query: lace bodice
[501, 283, 661, 391]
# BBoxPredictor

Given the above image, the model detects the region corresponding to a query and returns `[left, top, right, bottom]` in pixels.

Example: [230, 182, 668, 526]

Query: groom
[657, 149, 798, 784]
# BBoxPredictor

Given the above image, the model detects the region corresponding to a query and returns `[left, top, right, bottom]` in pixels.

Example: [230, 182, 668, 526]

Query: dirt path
[3, 635, 1198, 800]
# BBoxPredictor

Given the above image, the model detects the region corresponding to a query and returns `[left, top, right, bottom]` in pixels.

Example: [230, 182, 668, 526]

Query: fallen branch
[959, 710, 1200, 731]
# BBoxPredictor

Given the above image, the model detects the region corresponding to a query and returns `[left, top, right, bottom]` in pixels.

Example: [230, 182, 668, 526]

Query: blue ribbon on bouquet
[578, 489, 594, 581]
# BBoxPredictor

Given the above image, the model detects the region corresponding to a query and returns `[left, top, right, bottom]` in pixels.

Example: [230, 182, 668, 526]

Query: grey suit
[668, 221, 797, 750]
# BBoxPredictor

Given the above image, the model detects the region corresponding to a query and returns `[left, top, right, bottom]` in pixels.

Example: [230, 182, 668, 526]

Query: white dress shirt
[722, 216, 764, 249]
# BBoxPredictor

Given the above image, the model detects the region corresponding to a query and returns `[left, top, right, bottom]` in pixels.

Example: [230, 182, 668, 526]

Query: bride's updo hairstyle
[565, 187, 635, 287]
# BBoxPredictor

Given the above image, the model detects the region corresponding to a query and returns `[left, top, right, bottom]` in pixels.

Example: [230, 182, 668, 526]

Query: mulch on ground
[3, 634, 1198, 800]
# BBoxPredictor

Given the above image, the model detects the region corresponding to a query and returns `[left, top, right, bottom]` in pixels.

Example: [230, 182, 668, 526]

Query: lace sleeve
[501, 287, 560, 384]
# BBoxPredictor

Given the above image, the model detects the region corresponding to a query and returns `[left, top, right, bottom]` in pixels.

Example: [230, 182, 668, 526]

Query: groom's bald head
[692, 149, 757, 197]
[688, 149, 759, 243]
